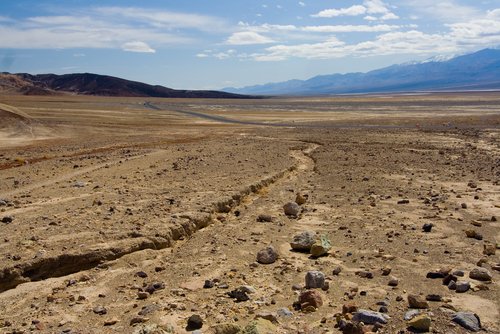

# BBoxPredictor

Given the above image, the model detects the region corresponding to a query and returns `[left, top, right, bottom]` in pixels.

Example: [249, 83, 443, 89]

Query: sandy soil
[0, 93, 499, 334]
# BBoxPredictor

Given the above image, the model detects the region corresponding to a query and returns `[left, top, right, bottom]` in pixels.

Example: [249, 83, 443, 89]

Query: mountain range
[224, 48, 500, 96]
[0, 72, 250, 99]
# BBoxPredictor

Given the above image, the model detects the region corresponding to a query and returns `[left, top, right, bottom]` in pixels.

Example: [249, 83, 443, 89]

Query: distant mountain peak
[224, 48, 500, 96]
[0, 72, 254, 99]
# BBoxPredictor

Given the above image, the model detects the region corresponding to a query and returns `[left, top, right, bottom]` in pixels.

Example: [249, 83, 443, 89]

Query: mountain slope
[0, 73, 253, 99]
[225, 48, 500, 95]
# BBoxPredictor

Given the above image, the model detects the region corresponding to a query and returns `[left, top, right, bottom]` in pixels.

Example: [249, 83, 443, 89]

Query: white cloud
[303, 24, 399, 33]
[196, 53, 209, 58]
[122, 41, 156, 53]
[364, 0, 391, 14]
[312, 5, 367, 18]
[403, 1, 481, 23]
[0, 7, 226, 51]
[95, 7, 227, 32]
[226, 31, 275, 45]
[299, 2, 306, 7]
[380, 12, 399, 20]
[312, 1, 398, 20]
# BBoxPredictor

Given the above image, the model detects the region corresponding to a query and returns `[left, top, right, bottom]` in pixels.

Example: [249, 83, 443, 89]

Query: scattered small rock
[452, 312, 481, 332]
[186, 314, 203, 331]
[310, 234, 331, 257]
[455, 281, 470, 293]
[352, 309, 389, 324]
[211, 323, 241, 334]
[465, 229, 483, 240]
[305, 271, 325, 289]
[256, 245, 279, 264]
[283, 202, 300, 216]
[332, 266, 342, 276]
[242, 319, 276, 334]
[408, 294, 429, 309]
[290, 231, 317, 252]
[295, 193, 307, 205]
[469, 268, 492, 281]
[422, 223, 433, 232]
[93, 306, 107, 315]
[408, 314, 431, 332]
[1, 216, 13, 224]
[257, 214, 273, 222]
[145, 282, 165, 294]
[298, 290, 323, 309]
[388, 276, 399, 287]
[483, 243, 496, 256]
[356, 270, 373, 279]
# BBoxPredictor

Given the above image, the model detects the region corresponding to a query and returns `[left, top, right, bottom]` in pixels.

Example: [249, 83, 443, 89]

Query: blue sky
[0, 0, 499, 89]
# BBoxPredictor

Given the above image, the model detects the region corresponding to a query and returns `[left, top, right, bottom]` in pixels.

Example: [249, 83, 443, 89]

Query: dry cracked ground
[0, 94, 499, 334]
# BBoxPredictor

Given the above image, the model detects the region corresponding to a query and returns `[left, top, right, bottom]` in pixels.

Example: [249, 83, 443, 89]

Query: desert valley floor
[0, 93, 499, 334]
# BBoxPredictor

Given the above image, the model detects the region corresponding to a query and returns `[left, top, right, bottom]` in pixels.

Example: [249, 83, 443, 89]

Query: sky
[0, 0, 499, 90]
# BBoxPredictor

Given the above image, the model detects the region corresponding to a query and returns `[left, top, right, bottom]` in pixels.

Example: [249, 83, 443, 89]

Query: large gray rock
[283, 202, 300, 216]
[310, 235, 332, 257]
[452, 312, 481, 332]
[305, 271, 325, 289]
[469, 268, 492, 281]
[290, 231, 317, 251]
[256, 246, 279, 264]
[352, 309, 389, 324]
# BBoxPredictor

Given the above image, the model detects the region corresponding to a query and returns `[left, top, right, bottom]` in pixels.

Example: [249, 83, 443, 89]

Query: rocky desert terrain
[0, 93, 498, 334]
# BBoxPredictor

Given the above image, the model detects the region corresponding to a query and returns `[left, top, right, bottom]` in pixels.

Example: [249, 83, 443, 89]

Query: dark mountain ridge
[0, 72, 254, 99]
[224, 48, 500, 96]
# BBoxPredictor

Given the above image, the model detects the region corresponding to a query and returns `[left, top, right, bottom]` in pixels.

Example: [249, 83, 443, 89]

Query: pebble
[356, 270, 373, 279]
[254, 312, 278, 324]
[290, 231, 317, 252]
[425, 294, 442, 302]
[135, 271, 148, 278]
[298, 290, 323, 309]
[381, 266, 392, 276]
[352, 309, 389, 324]
[103, 319, 118, 326]
[452, 312, 481, 332]
[211, 323, 241, 334]
[408, 314, 431, 331]
[203, 280, 215, 289]
[310, 235, 331, 257]
[257, 214, 273, 222]
[305, 271, 325, 289]
[283, 202, 300, 216]
[388, 276, 399, 287]
[465, 229, 483, 240]
[448, 280, 457, 290]
[145, 282, 165, 294]
[455, 281, 470, 293]
[1, 216, 13, 224]
[442, 274, 457, 285]
[469, 268, 492, 281]
[332, 266, 342, 275]
[342, 303, 358, 314]
[227, 288, 250, 302]
[483, 244, 496, 256]
[256, 245, 279, 264]
[186, 314, 203, 331]
[408, 294, 429, 309]
[422, 223, 433, 232]
[137, 291, 149, 300]
[295, 193, 307, 205]
[92, 306, 107, 315]
[277, 307, 293, 318]
[242, 319, 276, 334]
[404, 309, 420, 320]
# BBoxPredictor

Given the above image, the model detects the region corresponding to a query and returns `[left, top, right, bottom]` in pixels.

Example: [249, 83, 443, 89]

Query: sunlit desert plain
[0, 93, 499, 333]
